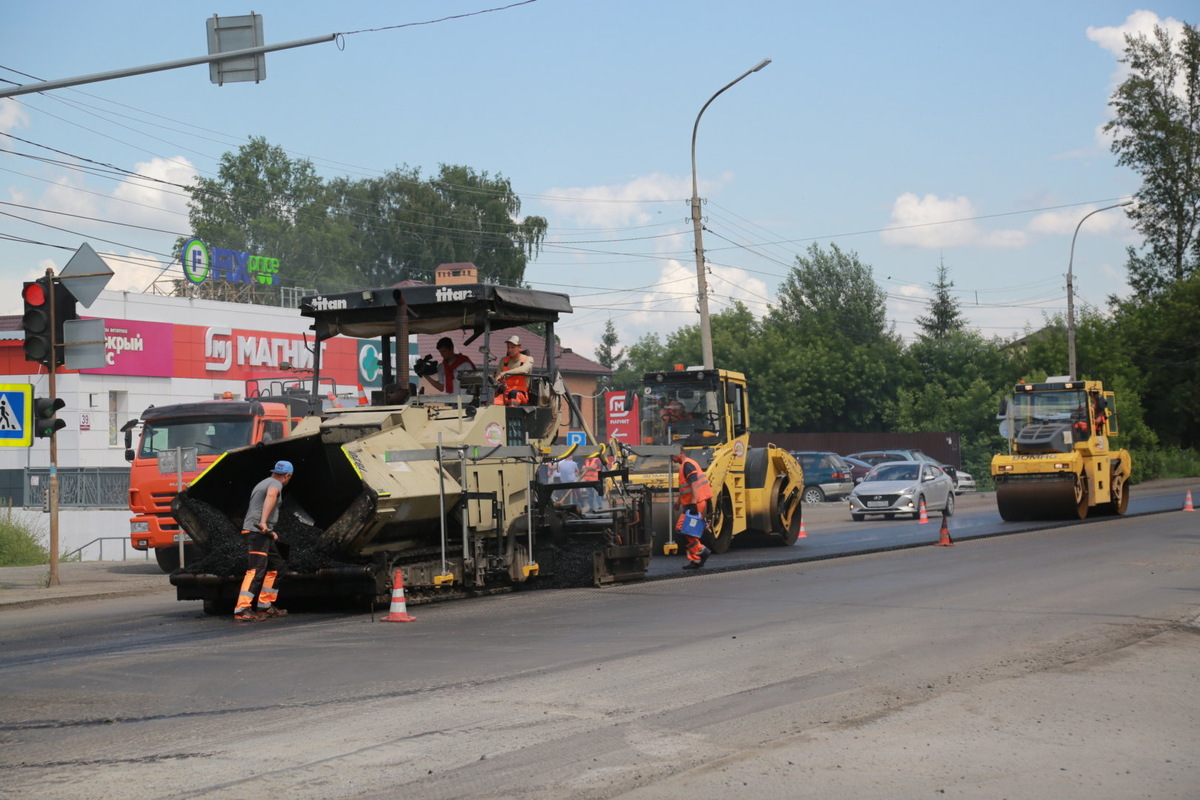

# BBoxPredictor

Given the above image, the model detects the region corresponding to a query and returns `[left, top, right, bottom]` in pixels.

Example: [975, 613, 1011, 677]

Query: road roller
[991, 377, 1131, 521]
[617, 367, 805, 554]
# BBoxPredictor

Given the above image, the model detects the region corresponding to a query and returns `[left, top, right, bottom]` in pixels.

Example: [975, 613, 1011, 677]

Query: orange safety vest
[500, 353, 529, 395]
[677, 456, 713, 506]
[582, 457, 602, 482]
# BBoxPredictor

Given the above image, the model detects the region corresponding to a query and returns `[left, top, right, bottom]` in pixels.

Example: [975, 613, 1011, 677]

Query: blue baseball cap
[272, 460, 294, 475]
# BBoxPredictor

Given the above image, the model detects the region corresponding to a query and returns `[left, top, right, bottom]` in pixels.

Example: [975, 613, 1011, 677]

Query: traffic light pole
[46, 267, 60, 587]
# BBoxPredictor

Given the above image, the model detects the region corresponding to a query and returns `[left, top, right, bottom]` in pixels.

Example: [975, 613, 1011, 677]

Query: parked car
[789, 451, 855, 503]
[953, 469, 977, 494]
[842, 455, 874, 484]
[847, 460, 956, 521]
[847, 449, 962, 490]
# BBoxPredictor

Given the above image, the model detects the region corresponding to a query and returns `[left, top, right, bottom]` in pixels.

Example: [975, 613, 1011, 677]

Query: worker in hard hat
[493, 335, 533, 405]
[671, 451, 712, 569]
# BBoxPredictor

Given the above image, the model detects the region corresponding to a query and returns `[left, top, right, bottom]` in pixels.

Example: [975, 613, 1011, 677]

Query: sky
[0, 1, 1195, 361]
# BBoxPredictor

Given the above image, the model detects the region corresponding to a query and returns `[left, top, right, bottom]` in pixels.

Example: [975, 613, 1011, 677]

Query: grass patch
[0, 504, 49, 567]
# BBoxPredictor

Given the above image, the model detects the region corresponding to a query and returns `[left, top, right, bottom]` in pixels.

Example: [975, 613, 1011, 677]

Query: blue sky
[0, 2, 1194, 359]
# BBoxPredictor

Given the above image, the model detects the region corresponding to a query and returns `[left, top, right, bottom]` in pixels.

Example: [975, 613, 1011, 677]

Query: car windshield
[139, 415, 255, 458]
[642, 382, 724, 444]
[1008, 389, 1087, 423]
[868, 464, 919, 482]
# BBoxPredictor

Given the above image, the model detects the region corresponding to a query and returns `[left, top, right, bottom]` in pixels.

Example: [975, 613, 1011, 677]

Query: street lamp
[1066, 200, 1132, 380]
[690, 57, 772, 370]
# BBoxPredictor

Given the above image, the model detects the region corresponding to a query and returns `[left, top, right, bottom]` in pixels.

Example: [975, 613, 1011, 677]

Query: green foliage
[184, 140, 545, 293]
[594, 319, 625, 370]
[0, 510, 48, 567]
[1104, 22, 1200, 294]
[914, 258, 966, 340]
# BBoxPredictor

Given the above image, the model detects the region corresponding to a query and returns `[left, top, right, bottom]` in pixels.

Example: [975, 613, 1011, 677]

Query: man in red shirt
[423, 336, 475, 394]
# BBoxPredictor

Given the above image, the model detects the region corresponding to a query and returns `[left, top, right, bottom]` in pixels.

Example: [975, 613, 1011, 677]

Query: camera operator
[422, 336, 475, 394]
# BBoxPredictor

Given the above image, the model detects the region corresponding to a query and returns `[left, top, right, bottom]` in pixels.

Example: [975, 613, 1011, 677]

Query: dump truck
[169, 283, 654, 613]
[124, 380, 323, 572]
[620, 366, 805, 554]
[991, 377, 1131, 521]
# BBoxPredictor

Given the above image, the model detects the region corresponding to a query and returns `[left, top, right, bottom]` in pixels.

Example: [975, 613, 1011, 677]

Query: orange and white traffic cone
[381, 569, 416, 622]
[918, 500, 929, 524]
[797, 519, 807, 539]
[1184, 490, 1195, 512]
[357, 384, 370, 406]
[936, 516, 954, 546]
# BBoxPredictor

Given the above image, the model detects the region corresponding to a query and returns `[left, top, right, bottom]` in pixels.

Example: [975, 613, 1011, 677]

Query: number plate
[866, 501, 887, 508]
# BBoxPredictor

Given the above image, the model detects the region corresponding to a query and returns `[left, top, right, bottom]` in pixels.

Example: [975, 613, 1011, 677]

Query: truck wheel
[154, 544, 199, 573]
[202, 598, 234, 616]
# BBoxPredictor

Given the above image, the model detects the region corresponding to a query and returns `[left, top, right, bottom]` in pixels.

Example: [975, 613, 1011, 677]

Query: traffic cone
[918, 500, 929, 524]
[1184, 490, 1195, 512]
[381, 569, 416, 622]
[357, 384, 370, 406]
[797, 519, 807, 539]
[936, 516, 954, 546]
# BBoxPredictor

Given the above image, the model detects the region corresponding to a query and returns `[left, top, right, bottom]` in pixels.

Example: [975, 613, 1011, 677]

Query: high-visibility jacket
[582, 457, 602, 482]
[677, 456, 713, 506]
[500, 353, 530, 396]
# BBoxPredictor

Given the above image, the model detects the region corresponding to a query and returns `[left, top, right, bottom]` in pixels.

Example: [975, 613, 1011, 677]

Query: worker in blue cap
[233, 460, 294, 621]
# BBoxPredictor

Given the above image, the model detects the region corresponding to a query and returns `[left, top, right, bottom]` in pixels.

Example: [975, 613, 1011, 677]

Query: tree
[914, 257, 965, 340]
[1104, 22, 1200, 294]
[332, 164, 547, 287]
[772, 243, 891, 344]
[594, 319, 625, 370]
[184, 137, 356, 297]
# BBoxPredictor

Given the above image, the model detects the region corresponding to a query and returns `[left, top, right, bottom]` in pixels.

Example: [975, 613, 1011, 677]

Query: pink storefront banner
[79, 319, 175, 377]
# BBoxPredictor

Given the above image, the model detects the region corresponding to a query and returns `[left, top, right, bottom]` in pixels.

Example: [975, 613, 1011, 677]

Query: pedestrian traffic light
[32, 397, 66, 438]
[21, 278, 77, 369]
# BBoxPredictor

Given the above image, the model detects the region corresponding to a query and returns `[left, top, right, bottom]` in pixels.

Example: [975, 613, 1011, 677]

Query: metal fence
[25, 467, 130, 509]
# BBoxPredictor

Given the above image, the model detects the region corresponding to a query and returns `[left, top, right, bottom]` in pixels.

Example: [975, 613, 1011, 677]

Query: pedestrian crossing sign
[0, 384, 33, 447]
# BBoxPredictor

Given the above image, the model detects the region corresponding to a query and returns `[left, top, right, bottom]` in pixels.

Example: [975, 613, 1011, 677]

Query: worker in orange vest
[581, 454, 604, 512]
[493, 335, 533, 405]
[671, 451, 712, 569]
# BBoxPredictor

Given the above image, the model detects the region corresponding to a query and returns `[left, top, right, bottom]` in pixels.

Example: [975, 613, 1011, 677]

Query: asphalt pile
[175, 497, 350, 578]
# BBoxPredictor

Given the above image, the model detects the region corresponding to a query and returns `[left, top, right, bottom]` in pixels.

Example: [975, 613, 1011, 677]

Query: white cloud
[542, 172, 700, 230]
[881, 193, 1025, 249]
[1028, 204, 1131, 237]
[0, 98, 29, 137]
[107, 156, 195, 232]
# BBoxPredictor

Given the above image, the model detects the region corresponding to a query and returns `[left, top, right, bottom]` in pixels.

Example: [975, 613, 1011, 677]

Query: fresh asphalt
[643, 480, 1197, 579]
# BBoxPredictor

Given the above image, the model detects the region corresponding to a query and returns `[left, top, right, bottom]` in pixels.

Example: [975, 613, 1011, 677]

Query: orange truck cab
[125, 398, 304, 572]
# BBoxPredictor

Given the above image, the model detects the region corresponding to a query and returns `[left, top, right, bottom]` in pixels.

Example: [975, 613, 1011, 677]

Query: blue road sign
[0, 384, 33, 447]
[566, 431, 587, 448]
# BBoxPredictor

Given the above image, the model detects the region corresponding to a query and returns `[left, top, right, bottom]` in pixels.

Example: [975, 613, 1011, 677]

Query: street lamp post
[690, 58, 772, 370]
[1066, 200, 1132, 380]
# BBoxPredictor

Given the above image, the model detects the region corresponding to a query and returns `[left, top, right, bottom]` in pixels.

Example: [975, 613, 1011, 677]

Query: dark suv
[789, 451, 855, 503]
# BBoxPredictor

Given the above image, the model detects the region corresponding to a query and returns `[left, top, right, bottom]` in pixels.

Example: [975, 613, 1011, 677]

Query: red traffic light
[21, 281, 48, 307]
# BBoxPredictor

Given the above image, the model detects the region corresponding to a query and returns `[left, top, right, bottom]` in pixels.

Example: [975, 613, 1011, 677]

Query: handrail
[61, 537, 151, 562]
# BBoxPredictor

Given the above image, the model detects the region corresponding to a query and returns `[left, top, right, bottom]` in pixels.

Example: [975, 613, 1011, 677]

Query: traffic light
[21, 278, 77, 369]
[32, 397, 66, 438]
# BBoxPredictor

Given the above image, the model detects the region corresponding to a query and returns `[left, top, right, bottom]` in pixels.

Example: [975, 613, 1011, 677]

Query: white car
[954, 469, 977, 494]
[848, 461, 956, 521]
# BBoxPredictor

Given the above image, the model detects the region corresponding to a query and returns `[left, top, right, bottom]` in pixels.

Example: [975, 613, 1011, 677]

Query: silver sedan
[847, 461, 956, 521]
